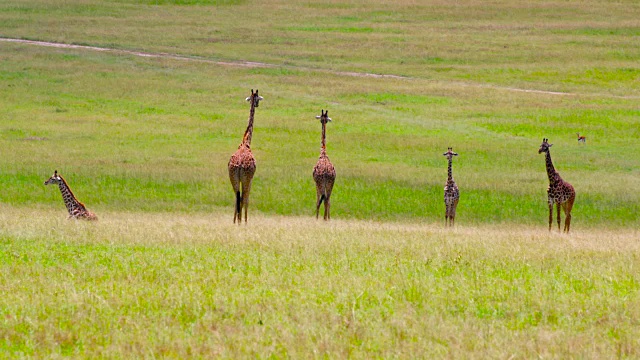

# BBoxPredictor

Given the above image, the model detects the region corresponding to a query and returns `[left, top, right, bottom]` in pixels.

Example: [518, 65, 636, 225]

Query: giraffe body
[228, 89, 262, 224]
[538, 138, 575, 232]
[313, 110, 336, 220]
[44, 170, 97, 220]
[443, 147, 459, 227]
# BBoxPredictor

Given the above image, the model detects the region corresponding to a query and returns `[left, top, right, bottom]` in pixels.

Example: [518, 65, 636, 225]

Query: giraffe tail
[235, 191, 241, 217]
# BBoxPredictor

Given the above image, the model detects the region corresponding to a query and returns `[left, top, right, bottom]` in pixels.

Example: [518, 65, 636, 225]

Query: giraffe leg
[241, 179, 253, 224]
[564, 197, 575, 233]
[316, 192, 324, 220]
[324, 194, 330, 221]
[445, 204, 451, 227]
[235, 190, 242, 224]
[556, 203, 561, 232]
[563, 203, 571, 233]
[229, 169, 241, 224]
[325, 181, 334, 221]
[323, 195, 328, 221]
[451, 199, 459, 227]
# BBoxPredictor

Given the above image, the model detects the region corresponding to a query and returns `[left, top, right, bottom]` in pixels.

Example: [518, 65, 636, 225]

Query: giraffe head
[315, 109, 332, 124]
[245, 89, 264, 108]
[442, 147, 458, 159]
[44, 170, 62, 185]
[538, 138, 553, 154]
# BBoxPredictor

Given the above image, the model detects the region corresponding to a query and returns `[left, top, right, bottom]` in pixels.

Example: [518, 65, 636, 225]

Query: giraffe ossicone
[44, 170, 98, 220]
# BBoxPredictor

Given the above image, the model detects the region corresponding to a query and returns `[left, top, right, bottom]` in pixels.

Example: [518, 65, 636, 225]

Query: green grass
[0, 44, 638, 226]
[1, 209, 639, 357]
[1, 0, 640, 356]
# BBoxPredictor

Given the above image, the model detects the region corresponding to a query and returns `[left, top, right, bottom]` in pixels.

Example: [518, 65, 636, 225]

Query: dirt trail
[2, 37, 637, 99]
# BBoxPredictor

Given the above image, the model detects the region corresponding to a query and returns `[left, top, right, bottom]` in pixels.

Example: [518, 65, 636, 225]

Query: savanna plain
[1, 0, 639, 357]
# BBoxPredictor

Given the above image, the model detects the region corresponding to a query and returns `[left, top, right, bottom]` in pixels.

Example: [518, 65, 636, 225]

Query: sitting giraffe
[576, 133, 586, 144]
[228, 89, 263, 224]
[44, 170, 98, 220]
[443, 147, 459, 227]
[538, 138, 576, 232]
[313, 109, 336, 220]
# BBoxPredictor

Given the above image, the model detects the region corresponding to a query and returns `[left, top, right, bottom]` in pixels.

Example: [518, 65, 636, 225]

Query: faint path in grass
[2, 37, 638, 99]
[0, 37, 276, 69]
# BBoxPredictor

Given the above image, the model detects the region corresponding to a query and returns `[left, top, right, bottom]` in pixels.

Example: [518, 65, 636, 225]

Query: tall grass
[1, 207, 639, 357]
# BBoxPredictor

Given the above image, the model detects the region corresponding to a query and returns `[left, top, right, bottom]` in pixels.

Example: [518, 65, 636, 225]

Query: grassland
[1, 0, 639, 357]
[2, 208, 640, 357]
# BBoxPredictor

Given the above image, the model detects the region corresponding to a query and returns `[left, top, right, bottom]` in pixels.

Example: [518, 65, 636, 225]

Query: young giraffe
[44, 170, 98, 220]
[313, 109, 336, 220]
[576, 133, 586, 144]
[443, 147, 459, 227]
[538, 138, 576, 233]
[228, 89, 263, 224]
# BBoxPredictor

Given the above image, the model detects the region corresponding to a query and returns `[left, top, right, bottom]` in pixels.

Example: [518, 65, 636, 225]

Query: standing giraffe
[44, 170, 98, 220]
[538, 138, 576, 232]
[228, 89, 263, 224]
[576, 133, 586, 144]
[443, 147, 459, 227]
[313, 109, 336, 220]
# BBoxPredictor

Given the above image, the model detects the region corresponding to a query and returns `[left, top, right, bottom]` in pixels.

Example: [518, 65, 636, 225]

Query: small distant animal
[44, 170, 98, 220]
[576, 133, 586, 144]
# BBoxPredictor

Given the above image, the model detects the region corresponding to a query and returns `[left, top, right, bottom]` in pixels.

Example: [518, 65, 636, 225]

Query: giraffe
[443, 147, 459, 227]
[538, 138, 576, 233]
[228, 89, 263, 224]
[44, 170, 98, 220]
[313, 109, 336, 220]
[576, 133, 586, 144]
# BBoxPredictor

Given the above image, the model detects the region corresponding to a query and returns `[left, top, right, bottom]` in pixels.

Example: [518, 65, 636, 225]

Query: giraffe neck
[320, 121, 327, 153]
[242, 102, 256, 146]
[545, 151, 559, 183]
[447, 156, 454, 182]
[57, 177, 85, 215]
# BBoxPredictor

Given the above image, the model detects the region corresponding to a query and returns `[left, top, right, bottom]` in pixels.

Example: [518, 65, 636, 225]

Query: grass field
[2, 208, 639, 357]
[1, 0, 639, 357]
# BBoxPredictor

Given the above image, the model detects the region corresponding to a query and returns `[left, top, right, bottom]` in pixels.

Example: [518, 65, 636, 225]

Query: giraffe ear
[548, 143, 553, 147]
[316, 115, 321, 119]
